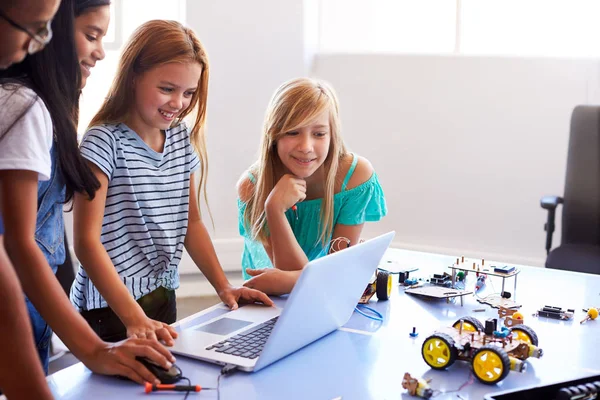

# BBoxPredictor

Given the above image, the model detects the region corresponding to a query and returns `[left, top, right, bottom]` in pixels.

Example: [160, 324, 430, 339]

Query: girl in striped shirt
[71, 20, 273, 344]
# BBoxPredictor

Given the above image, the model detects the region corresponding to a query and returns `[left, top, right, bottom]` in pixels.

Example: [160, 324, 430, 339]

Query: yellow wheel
[511, 325, 538, 346]
[472, 345, 511, 384]
[376, 270, 392, 301]
[452, 316, 484, 332]
[421, 333, 457, 370]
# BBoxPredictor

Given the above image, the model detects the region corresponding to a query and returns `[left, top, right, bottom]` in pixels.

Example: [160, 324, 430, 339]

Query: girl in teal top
[237, 77, 387, 295]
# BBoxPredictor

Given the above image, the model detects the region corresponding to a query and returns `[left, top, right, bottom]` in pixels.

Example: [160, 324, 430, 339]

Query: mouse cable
[152, 364, 236, 400]
[212, 364, 237, 400]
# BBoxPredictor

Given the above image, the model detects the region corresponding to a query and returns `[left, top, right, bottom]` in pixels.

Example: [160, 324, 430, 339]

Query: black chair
[541, 105, 600, 274]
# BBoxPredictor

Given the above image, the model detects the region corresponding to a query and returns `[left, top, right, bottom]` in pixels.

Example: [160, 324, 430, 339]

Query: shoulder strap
[248, 171, 257, 184]
[341, 153, 358, 191]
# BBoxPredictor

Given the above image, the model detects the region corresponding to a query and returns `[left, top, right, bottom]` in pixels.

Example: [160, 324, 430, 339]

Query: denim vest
[35, 143, 66, 272]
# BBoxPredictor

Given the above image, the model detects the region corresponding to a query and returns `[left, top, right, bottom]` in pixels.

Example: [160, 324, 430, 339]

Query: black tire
[453, 316, 484, 332]
[472, 345, 511, 385]
[511, 325, 539, 346]
[376, 270, 391, 301]
[421, 333, 458, 370]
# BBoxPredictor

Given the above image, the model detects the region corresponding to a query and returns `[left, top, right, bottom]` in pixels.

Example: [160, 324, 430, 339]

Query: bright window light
[460, 0, 600, 58]
[79, 0, 186, 134]
[319, 0, 457, 54]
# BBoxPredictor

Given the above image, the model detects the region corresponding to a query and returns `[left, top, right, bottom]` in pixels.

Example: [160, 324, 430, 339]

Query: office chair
[541, 105, 600, 274]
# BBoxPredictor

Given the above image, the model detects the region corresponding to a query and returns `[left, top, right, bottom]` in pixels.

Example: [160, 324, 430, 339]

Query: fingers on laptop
[128, 321, 178, 346]
[223, 296, 239, 310]
[245, 268, 266, 277]
[152, 324, 178, 346]
[240, 287, 275, 306]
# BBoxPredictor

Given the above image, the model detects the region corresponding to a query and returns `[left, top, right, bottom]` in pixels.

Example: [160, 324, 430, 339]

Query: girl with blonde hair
[71, 20, 272, 343]
[238, 77, 387, 295]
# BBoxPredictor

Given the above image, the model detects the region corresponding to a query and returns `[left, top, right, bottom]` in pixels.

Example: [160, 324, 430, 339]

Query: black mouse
[136, 357, 182, 384]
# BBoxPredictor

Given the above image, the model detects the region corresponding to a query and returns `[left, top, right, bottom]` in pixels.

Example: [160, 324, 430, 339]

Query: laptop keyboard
[205, 316, 278, 359]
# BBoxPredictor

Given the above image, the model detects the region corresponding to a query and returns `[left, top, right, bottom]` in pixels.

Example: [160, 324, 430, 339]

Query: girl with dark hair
[74, 0, 110, 88]
[0, 0, 60, 397]
[0, 0, 175, 386]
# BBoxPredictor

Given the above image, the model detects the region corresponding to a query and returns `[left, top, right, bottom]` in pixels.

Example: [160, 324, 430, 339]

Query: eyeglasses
[0, 9, 53, 54]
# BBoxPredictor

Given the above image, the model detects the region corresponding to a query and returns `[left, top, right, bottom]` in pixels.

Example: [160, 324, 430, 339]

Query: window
[460, 0, 600, 58]
[319, 0, 600, 58]
[319, 0, 457, 54]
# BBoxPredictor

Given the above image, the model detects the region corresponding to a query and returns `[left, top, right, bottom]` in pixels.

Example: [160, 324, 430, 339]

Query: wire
[178, 370, 218, 400]
[180, 376, 192, 400]
[329, 236, 351, 253]
[216, 364, 238, 400]
[145, 364, 229, 399]
[354, 304, 383, 321]
[431, 372, 475, 397]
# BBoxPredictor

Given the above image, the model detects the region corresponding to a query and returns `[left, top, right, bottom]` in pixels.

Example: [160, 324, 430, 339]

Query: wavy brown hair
[89, 20, 210, 210]
[244, 77, 347, 245]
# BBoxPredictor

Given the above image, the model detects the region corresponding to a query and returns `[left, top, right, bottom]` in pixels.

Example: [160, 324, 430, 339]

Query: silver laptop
[171, 231, 395, 372]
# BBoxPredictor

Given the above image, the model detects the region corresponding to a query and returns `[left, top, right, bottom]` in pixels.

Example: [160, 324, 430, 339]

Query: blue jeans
[26, 142, 65, 375]
[25, 297, 53, 374]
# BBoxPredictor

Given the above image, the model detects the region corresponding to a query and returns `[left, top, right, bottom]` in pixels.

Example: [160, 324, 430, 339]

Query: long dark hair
[75, 0, 111, 17]
[0, 0, 99, 202]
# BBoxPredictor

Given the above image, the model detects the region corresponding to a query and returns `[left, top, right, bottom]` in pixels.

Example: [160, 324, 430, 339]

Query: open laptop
[171, 231, 395, 372]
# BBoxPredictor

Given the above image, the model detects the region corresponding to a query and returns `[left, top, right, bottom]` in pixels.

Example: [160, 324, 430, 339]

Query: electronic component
[430, 273, 451, 287]
[535, 305, 574, 320]
[493, 265, 515, 274]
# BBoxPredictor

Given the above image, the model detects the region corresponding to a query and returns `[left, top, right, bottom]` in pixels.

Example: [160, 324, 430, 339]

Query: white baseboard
[176, 272, 245, 298]
[388, 241, 546, 269]
[69, 236, 545, 298]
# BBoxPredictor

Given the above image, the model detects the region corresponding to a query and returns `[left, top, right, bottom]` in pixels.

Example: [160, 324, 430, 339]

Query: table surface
[45, 248, 600, 400]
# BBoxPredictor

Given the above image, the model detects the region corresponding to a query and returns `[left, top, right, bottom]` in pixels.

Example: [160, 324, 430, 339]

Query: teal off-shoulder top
[237, 154, 387, 280]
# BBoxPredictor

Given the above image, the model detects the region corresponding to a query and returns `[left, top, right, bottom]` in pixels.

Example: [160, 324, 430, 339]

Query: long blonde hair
[89, 20, 210, 211]
[244, 77, 347, 245]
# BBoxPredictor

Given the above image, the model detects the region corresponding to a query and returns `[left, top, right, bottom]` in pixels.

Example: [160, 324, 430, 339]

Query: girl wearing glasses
[0, 0, 175, 388]
[0, 0, 56, 69]
[0, 1, 59, 399]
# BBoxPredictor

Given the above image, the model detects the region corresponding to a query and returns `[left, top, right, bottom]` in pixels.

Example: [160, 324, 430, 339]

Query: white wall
[66, 1, 600, 297]
[314, 54, 600, 266]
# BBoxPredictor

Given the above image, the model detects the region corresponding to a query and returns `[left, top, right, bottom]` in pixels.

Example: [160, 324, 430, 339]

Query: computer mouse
[136, 357, 182, 384]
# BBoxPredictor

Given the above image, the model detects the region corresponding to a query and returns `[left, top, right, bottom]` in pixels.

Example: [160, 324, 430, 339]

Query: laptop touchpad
[195, 318, 253, 336]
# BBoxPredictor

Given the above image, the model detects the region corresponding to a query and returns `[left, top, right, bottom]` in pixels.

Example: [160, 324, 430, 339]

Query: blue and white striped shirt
[70, 122, 200, 311]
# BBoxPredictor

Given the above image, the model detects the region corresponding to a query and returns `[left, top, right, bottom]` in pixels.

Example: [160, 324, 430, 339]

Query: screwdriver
[580, 307, 599, 324]
[144, 382, 215, 393]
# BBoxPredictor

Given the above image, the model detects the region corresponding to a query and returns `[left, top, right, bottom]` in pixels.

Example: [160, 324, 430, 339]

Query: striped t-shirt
[70, 122, 200, 311]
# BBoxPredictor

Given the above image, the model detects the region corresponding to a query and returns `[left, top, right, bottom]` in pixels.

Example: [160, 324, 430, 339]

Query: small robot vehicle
[421, 316, 543, 384]
[359, 269, 393, 303]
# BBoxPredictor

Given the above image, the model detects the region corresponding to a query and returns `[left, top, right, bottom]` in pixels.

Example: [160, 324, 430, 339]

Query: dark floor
[48, 296, 221, 375]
